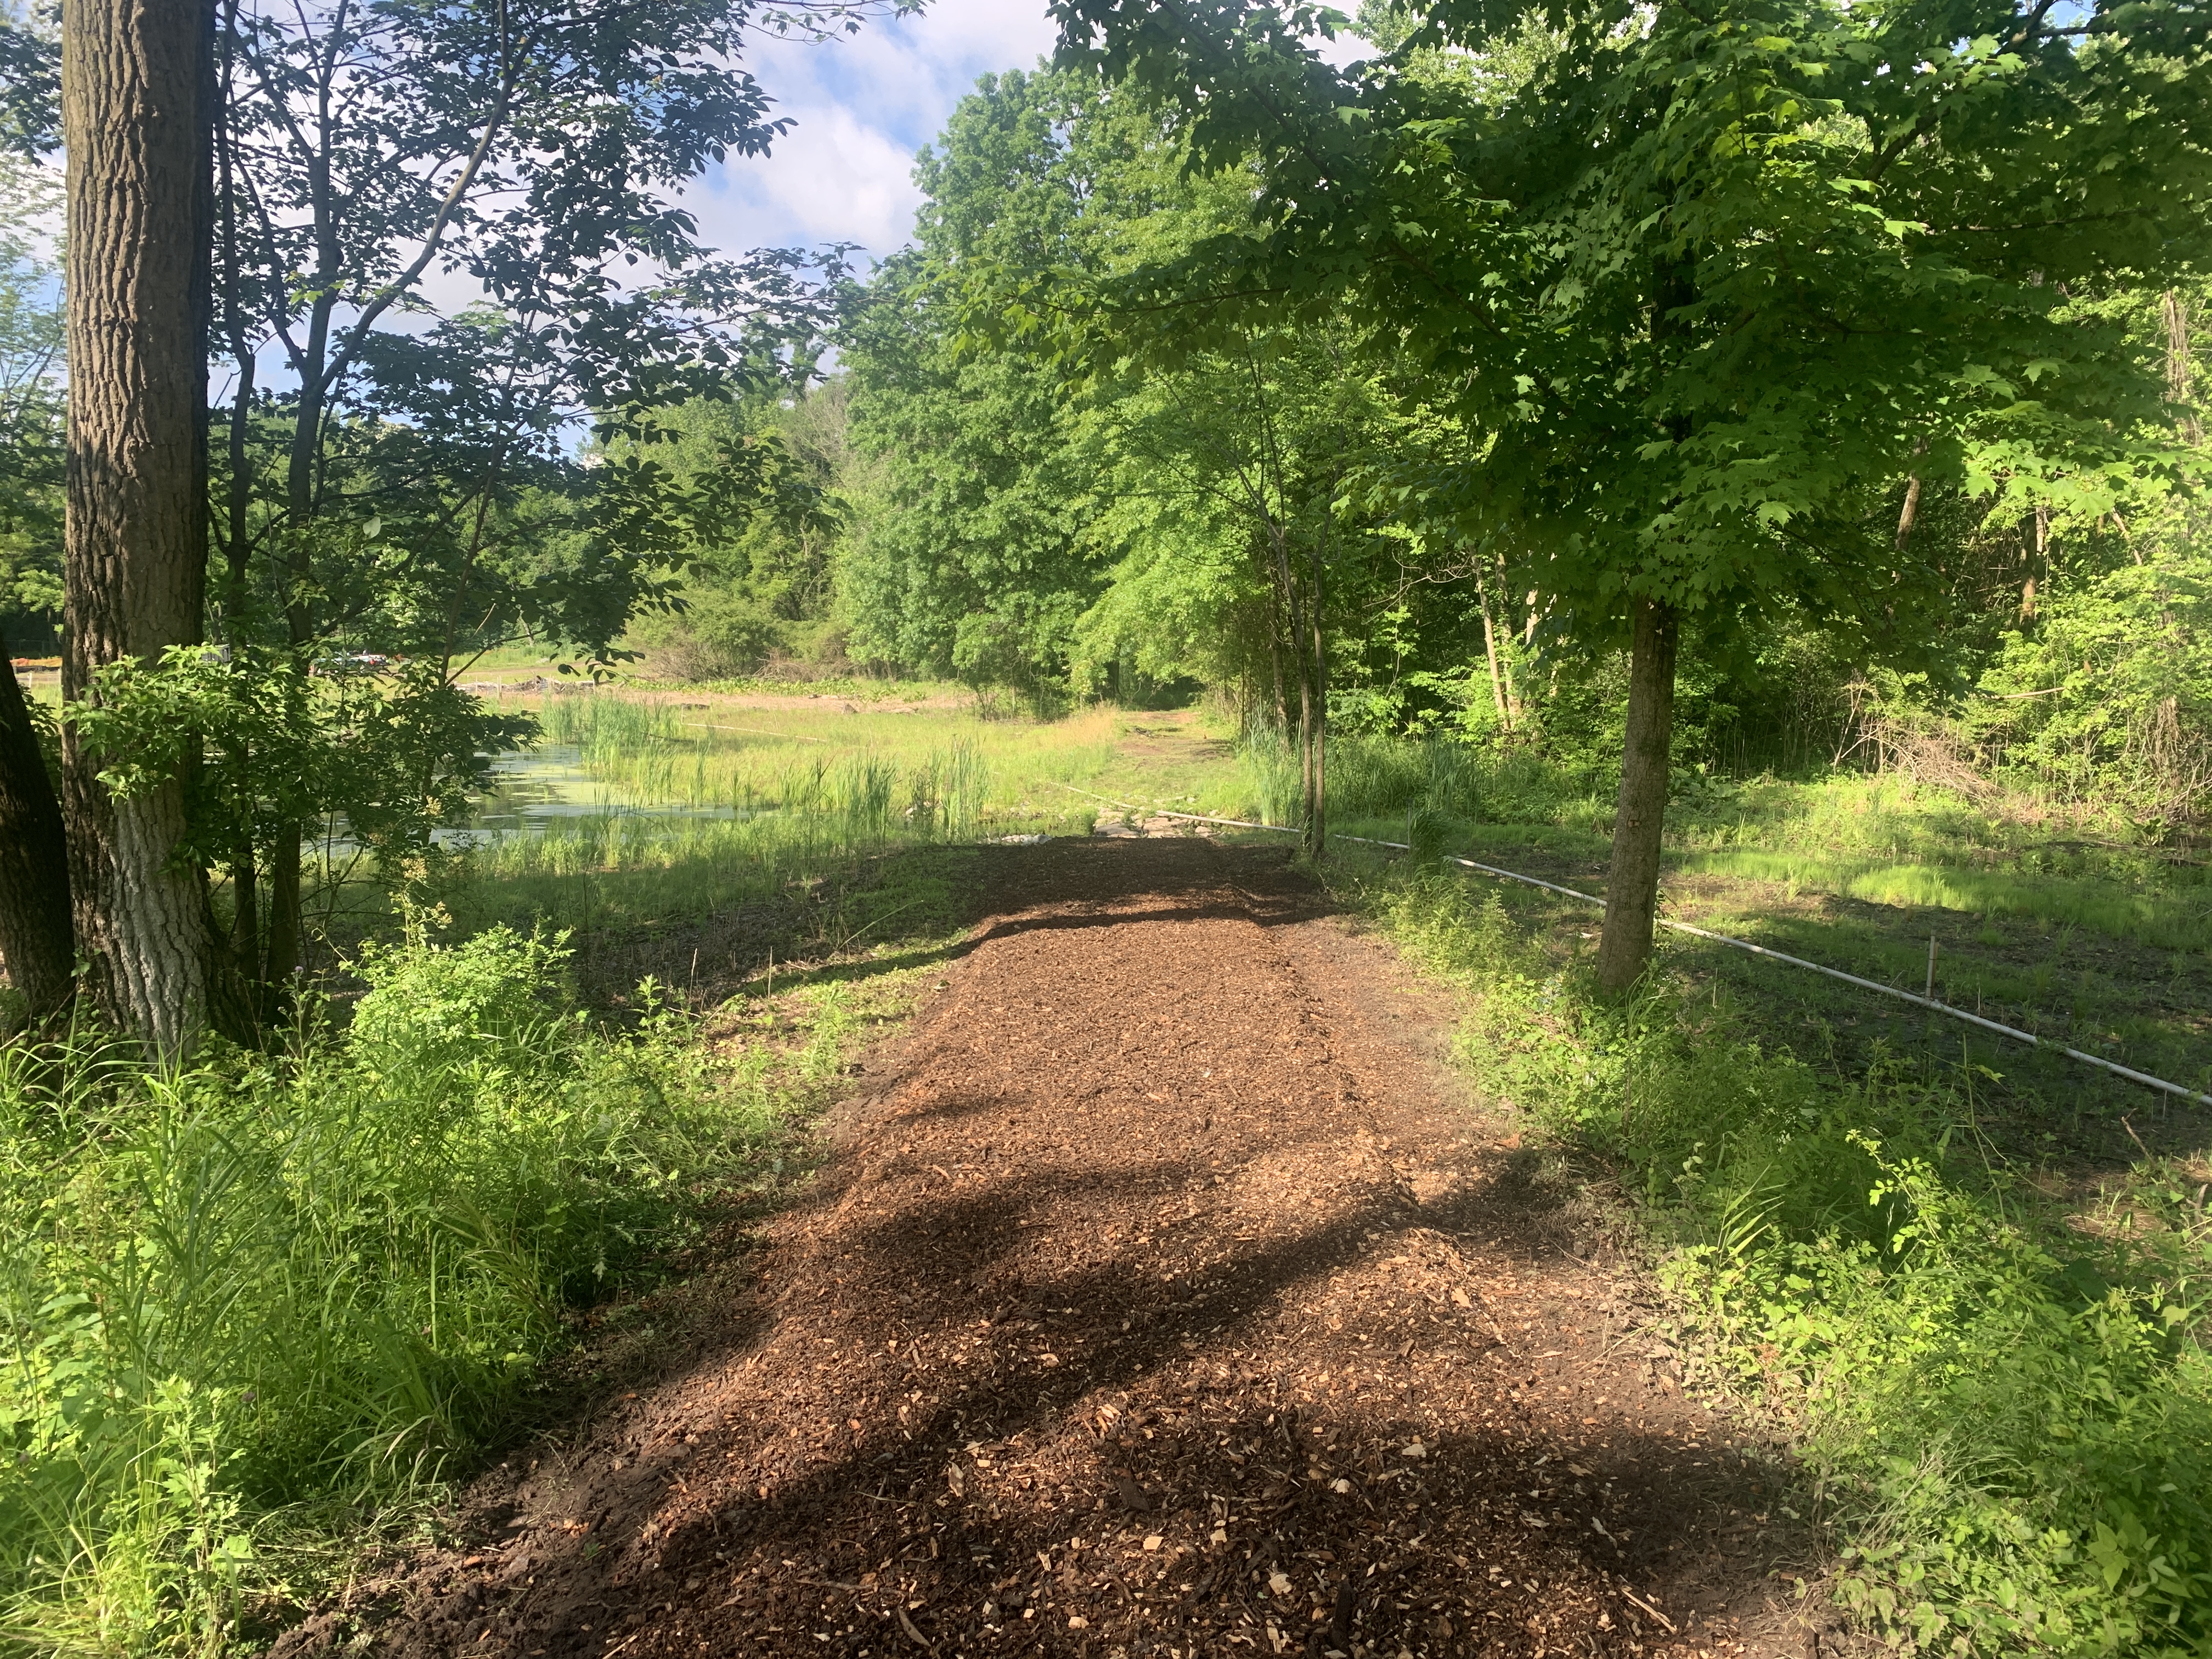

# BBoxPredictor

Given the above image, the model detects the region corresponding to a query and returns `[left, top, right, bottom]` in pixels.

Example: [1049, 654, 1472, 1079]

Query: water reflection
[431, 743, 742, 847]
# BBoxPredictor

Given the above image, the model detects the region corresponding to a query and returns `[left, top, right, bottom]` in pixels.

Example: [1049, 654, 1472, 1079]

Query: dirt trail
[292, 840, 1812, 1659]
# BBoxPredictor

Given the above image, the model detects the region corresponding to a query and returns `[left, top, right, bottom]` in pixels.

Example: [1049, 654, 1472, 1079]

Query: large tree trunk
[0, 656, 74, 1022]
[60, 0, 219, 1055]
[1595, 596, 1679, 992]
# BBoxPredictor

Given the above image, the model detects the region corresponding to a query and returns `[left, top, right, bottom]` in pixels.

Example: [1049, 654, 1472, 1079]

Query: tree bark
[2021, 506, 2048, 622]
[1894, 473, 1923, 551]
[1296, 634, 1317, 854]
[1476, 562, 1512, 731]
[1595, 596, 1679, 992]
[1306, 569, 1327, 862]
[2165, 290, 2201, 447]
[0, 654, 75, 1021]
[256, 106, 349, 1002]
[60, 0, 219, 1055]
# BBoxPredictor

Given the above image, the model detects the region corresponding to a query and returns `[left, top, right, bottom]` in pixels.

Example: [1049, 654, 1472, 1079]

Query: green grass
[0, 915, 945, 1654]
[1312, 733, 2212, 1154]
[614, 669, 973, 703]
[529, 689, 1120, 827]
[471, 709, 2207, 1120]
[1319, 737, 2212, 950]
[1339, 858, 2212, 1657]
[275, 692, 1124, 954]
[1673, 846, 2212, 952]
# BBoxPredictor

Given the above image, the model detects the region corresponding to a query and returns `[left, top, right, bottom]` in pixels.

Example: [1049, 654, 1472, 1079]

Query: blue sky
[679, 0, 1065, 267]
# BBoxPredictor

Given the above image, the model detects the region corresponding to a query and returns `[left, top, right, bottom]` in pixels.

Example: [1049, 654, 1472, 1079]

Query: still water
[431, 744, 740, 846]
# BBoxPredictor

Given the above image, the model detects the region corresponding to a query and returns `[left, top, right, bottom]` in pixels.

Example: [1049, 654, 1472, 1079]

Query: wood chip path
[286, 839, 1816, 1659]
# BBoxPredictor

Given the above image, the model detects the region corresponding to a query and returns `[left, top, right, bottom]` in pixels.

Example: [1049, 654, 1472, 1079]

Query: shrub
[0, 926, 844, 1651]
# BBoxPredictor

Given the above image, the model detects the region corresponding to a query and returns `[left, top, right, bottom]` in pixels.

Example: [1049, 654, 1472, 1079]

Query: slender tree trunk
[218, 414, 266, 986]
[1894, 473, 1923, 551]
[266, 825, 299, 983]
[228, 834, 258, 958]
[1595, 596, 1679, 992]
[1296, 639, 1316, 854]
[1492, 555, 1526, 729]
[1268, 629, 1289, 735]
[256, 262, 340, 1013]
[1476, 569, 1511, 731]
[0, 655, 74, 1021]
[2022, 506, 2048, 622]
[263, 625, 311, 995]
[59, 0, 221, 1054]
[2165, 290, 2201, 447]
[1595, 250, 1696, 992]
[1300, 536, 1327, 861]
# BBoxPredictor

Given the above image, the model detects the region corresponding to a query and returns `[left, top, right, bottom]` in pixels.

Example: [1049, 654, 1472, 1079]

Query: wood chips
[280, 839, 1822, 1659]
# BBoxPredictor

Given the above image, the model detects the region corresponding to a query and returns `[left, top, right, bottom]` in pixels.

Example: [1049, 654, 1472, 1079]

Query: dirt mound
[282, 839, 1816, 1659]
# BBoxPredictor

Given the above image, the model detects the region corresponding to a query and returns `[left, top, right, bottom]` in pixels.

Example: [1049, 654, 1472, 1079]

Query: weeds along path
[297, 840, 1808, 1659]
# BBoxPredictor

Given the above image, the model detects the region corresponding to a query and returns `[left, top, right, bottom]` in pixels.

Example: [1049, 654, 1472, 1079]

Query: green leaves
[1048, 0, 2212, 669]
[0, 2, 56, 159]
[67, 647, 535, 876]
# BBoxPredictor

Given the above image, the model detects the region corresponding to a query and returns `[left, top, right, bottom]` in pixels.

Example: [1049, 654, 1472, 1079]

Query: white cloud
[1311, 25, 1376, 67]
[685, 0, 1062, 262]
[686, 104, 924, 257]
[690, 0, 1378, 262]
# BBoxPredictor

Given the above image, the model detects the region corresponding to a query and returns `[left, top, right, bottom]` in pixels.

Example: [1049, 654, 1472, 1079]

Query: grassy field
[484, 692, 2209, 1128]
[432, 694, 1264, 964]
[14, 684, 2209, 1655]
[1316, 736, 2212, 1145]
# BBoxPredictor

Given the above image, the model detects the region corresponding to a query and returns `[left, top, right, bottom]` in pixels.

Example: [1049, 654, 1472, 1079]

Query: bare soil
[279, 839, 1826, 1659]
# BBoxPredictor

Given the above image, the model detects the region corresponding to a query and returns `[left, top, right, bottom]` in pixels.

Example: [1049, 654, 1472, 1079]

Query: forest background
[7, 4, 2211, 918]
[2, 0, 2212, 1652]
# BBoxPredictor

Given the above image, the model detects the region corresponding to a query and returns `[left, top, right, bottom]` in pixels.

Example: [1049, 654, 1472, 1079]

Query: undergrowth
[1310, 734, 2210, 952]
[1343, 863, 2212, 1657]
[0, 919, 873, 1654]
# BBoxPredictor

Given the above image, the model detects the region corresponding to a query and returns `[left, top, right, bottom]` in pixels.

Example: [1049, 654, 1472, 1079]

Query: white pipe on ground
[1051, 783, 2212, 1110]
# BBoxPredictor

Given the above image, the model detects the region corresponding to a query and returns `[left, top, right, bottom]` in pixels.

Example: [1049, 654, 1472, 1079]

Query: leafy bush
[1349, 866, 2212, 1656]
[0, 926, 851, 1652]
[1967, 555, 2212, 828]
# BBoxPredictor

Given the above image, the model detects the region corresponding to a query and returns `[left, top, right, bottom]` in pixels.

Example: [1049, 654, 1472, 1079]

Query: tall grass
[1232, 729, 1613, 831]
[0, 924, 870, 1652]
[1234, 726, 1302, 826]
[532, 691, 1109, 830]
[1316, 733, 1611, 829]
[432, 692, 1133, 935]
[1348, 865, 2212, 1656]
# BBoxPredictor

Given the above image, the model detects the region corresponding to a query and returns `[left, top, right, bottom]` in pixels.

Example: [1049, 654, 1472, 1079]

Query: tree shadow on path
[281, 838, 1816, 1659]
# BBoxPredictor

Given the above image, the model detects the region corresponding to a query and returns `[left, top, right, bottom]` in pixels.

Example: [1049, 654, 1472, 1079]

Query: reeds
[529, 690, 1104, 835]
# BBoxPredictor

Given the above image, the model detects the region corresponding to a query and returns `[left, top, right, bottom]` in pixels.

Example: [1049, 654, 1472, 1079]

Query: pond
[432, 743, 742, 846]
